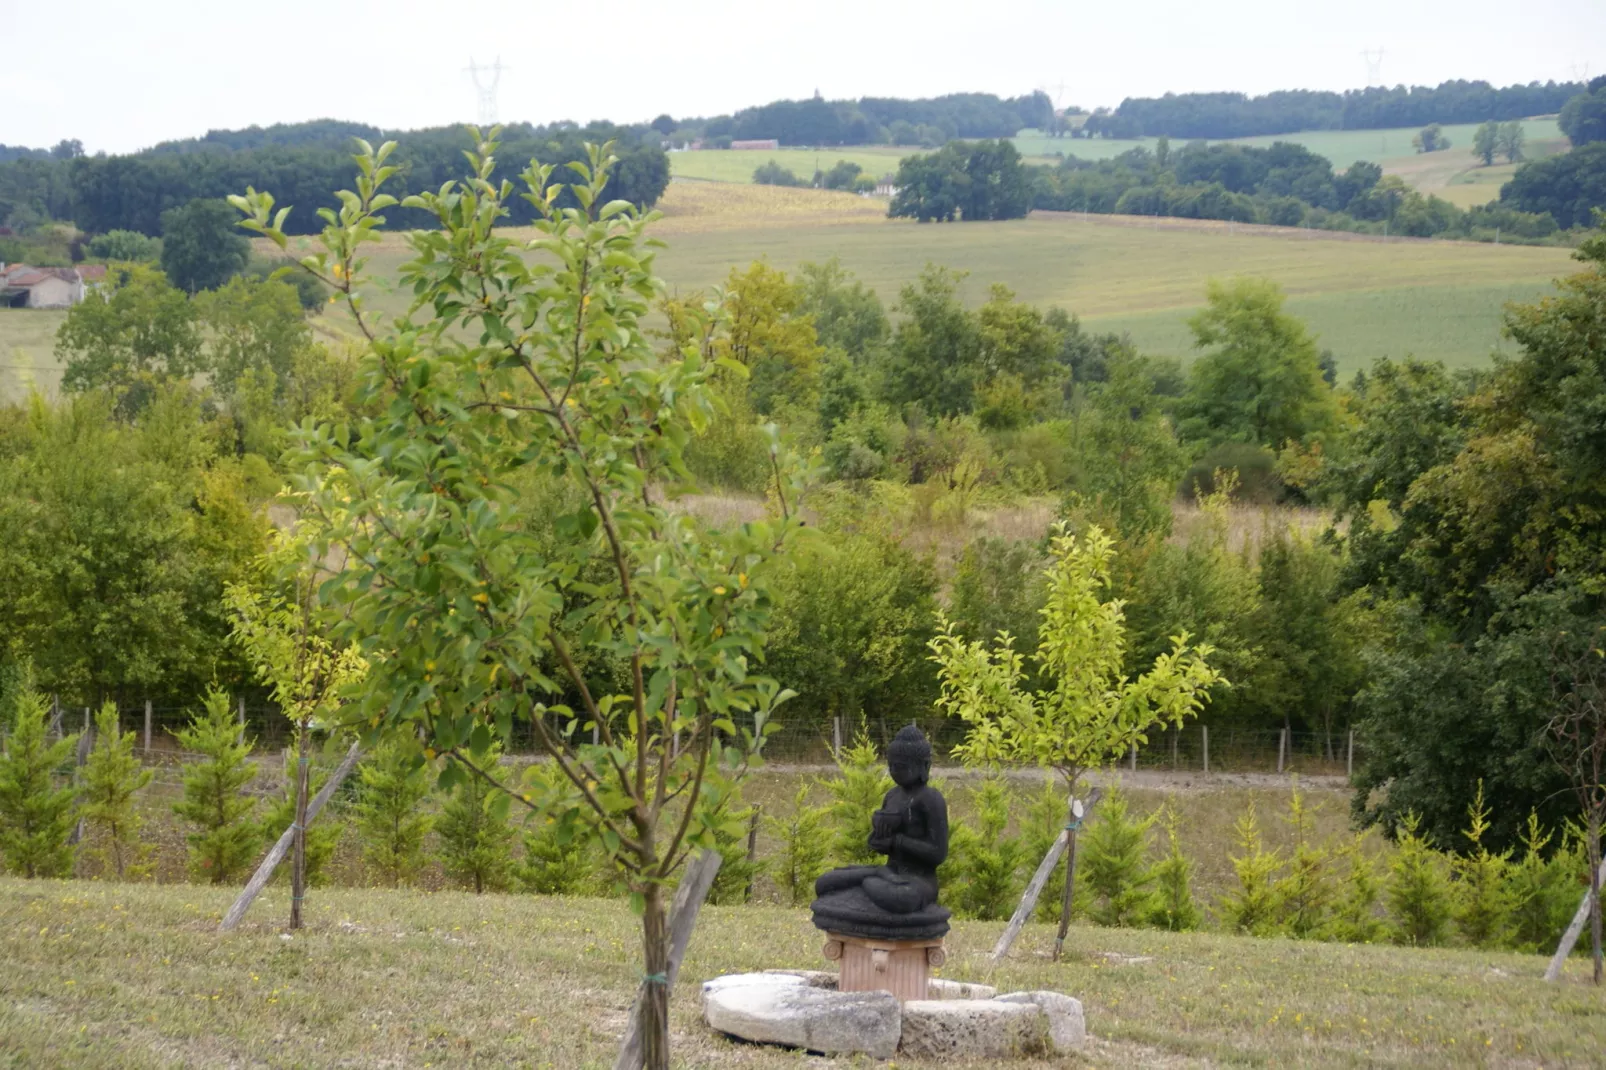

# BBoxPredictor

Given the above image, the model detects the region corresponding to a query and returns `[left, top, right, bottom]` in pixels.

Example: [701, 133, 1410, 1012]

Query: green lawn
[1, 877, 1600, 1069]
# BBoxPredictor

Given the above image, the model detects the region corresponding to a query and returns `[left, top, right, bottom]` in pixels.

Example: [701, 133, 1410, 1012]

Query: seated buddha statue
[810, 724, 951, 941]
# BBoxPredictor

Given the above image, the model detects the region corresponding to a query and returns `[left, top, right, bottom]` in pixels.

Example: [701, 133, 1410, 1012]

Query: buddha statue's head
[887, 724, 932, 789]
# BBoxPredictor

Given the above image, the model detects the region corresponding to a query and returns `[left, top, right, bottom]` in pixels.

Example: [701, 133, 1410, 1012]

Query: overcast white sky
[4, 0, 1603, 153]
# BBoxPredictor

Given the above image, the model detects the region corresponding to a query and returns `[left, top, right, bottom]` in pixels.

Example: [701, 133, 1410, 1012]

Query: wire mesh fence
[12, 698, 1363, 781]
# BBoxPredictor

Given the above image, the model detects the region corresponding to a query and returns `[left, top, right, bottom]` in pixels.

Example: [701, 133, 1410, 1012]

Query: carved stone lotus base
[822, 931, 945, 1002]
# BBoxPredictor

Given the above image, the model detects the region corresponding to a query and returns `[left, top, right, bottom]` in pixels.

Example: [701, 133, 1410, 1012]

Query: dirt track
[764, 762, 1349, 794]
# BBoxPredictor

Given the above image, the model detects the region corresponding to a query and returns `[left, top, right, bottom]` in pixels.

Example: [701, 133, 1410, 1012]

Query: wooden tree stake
[613, 849, 723, 1070]
[1545, 857, 1606, 982]
[995, 786, 1103, 963]
[219, 740, 363, 932]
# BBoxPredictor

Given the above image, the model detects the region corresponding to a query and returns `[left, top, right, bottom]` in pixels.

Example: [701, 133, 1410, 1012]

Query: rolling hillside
[1, 181, 1575, 403]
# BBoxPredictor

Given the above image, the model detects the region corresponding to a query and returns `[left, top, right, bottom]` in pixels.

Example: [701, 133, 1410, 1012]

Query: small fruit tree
[226, 533, 368, 930]
[232, 134, 800, 1069]
[929, 524, 1222, 956]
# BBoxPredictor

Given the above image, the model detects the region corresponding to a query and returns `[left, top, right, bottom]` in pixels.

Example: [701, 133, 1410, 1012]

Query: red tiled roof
[7, 271, 48, 287]
[76, 264, 107, 281]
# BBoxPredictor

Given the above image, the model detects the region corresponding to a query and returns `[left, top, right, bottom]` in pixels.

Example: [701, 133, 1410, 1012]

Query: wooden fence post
[832, 716, 842, 763]
[1346, 729, 1354, 778]
[237, 696, 247, 744]
[1202, 725, 1209, 774]
[143, 700, 152, 754]
[69, 708, 92, 845]
[1170, 727, 1178, 767]
[1277, 728, 1287, 774]
[744, 808, 762, 902]
[1129, 742, 1137, 772]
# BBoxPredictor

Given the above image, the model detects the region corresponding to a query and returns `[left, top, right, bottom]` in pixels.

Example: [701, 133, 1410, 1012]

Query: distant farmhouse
[729, 139, 780, 151]
[0, 263, 106, 309]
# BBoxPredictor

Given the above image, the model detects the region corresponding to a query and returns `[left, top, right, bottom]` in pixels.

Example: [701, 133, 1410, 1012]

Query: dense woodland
[1087, 80, 1584, 140]
[0, 120, 669, 237]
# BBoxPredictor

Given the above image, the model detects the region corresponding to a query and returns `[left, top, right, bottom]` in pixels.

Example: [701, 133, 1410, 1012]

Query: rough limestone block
[701, 972, 804, 997]
[927, 978, 997, 1000]
[898, 998, 1049, 1059]
[761, 969, 839, 988]
[997, 990, 1086, 1052]
[704, 979, 901, 1058]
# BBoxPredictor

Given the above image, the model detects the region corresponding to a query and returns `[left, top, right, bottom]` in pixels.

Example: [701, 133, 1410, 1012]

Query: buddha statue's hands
[869, 807, 905, 852]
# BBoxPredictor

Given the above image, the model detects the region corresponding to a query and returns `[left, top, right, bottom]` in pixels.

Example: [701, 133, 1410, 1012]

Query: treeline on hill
[1088, 79, 1584, 140]
[889, 133, 1594, 239]
[0, 120, 669, 237]
[676, 91, 1056, 149]
[2, 154, 1605, 865]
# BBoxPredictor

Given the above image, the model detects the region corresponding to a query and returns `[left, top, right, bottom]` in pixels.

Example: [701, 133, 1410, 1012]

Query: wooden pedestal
[821, 932, 946, 1002]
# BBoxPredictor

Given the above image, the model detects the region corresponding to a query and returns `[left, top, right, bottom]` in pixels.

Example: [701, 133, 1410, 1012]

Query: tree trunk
[290, 725, 311, 930]
[614, 850, 722, 1070]
[1053, 788, 1082, 963]
[640, 879, 671, 1070]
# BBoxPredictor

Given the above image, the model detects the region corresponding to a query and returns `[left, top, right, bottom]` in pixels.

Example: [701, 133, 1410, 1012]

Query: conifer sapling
[78, 702, 154, 880]
[0, 681, 79, 879]
[173, 689, 261, 884]
[355, 738, 434, 889]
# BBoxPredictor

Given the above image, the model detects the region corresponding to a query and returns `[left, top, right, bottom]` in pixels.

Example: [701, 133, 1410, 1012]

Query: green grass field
[1010, 117, 1563, 174]
[2, 875, 1601, 1069]
[0, 308, 67, 404]
[669, 145, 913, 184]
[1, 182, 1575, 401]
[670, 118, 1566, 209]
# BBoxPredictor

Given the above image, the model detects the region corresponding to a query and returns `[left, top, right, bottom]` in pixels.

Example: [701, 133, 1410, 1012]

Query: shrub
[0, 680, 79, 878]
[1385, 813, 1453, 946]
[1323, 836, 1386, 943]
[518, 816, 601, 896]
[948, 537, 1048, 681]
[1506, 811, 1581, 953]
[753, 161, 804, 187]
[824, 733, 893, 867]
[1453, 781, 1512, 948]
[172, 689, 260, 884]
[1181, 443, 1283, 503]
[78, 702, 154, 881]
[1220, 798, 1282, 935]
[1078, 785, 1155, 927]
[354, 739, 434, 888]
[87, 229, 162, 263]
[1275, 780, 1332, 938]
[946, 777, 1027, 920]
[767, 785, 830, 905]
[437, 751, 515, 894]
[708, 791, 766, 906]
[1145, 796, 1202, 931]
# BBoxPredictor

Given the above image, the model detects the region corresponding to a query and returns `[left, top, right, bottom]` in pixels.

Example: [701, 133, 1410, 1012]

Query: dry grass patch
[1, 877, 1600, 1069]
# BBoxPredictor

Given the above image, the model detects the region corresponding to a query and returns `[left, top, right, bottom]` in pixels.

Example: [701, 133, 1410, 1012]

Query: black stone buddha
[810, 724, 952, 941]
